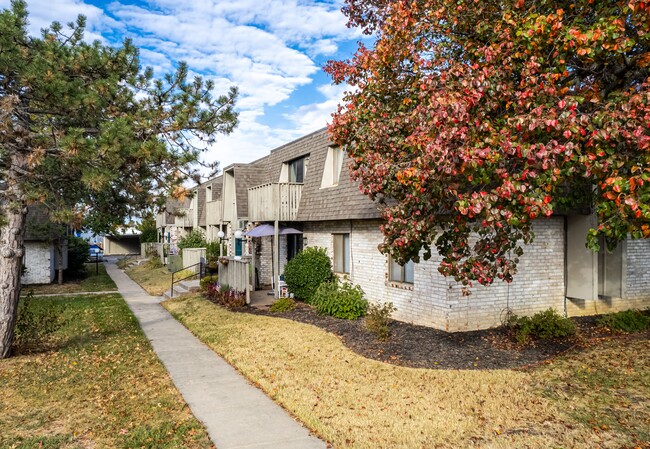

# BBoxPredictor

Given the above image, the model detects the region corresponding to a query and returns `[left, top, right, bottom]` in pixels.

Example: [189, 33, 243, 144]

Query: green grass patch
[125, 263, 173, 296]
[23, 263, 117, 296]
[0, 294, 213, 449]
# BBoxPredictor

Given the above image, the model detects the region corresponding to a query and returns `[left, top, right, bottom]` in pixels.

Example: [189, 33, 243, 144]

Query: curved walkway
[104, 260, 326, 449]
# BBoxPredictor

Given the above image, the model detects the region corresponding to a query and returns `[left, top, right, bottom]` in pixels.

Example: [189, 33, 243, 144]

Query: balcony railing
[248, 183, 303, 222]
[206, 200, 223, 225]
[156, 212, 166, 228]
[174, 208, 194, 227]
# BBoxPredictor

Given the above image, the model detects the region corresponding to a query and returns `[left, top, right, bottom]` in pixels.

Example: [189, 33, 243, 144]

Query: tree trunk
[0, 157, 28, 359]
[56, 237, 64, 285]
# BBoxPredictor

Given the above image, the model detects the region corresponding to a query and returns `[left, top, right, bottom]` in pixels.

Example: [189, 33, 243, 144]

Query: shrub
[200, 275, 218, 290]
[13, 292, 64, 351]
[270, 297, 296, 313]
[283, 247, 333, 302]
[203, 283, 246, 308]
[507, 308, 577, 344]
[366, 302, 396, 340]
[311, 280, 367, 320]
[177, 229, 207, 250]
[147, 257, 163, 269]
[205, 241, 225, 264]
[597, 309, 650, 333]
[66, 236, 90, 278]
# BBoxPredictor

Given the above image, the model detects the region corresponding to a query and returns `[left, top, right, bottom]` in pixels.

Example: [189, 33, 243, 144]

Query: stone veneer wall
[304, 217, 567, 331]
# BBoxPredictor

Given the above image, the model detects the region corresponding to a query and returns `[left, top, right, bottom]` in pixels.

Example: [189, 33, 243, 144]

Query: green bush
[270, 297, 296, 313]
[311, 280, 368, 320]
[177, 229, 207, 250]
[13, 292, 64, 351]
[200, 275, 218, 290]
[283, 247, 333, 302]
[66, 236, 90, 278]
[366, 302, 396, 340]
[147, 257, 163, 269]
[507, 308, 577, 344]
[597, 309, 650, 333]
[205, 241, 225, 263]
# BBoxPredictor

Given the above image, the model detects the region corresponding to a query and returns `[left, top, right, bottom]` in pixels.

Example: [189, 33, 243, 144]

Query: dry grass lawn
[164, 295, 649, 449]
[0, 294, 213, 449]
[125, 262, 173, 295]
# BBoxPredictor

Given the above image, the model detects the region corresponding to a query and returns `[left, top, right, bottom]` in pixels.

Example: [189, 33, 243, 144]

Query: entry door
[598, 239, 624, 298]
[566, 215, 598, 300]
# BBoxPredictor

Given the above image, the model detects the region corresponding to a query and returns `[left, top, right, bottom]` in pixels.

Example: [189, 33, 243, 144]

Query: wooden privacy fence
[141, 242, 169, 265]
[182, 248, 206, 268]
[218, 256, 253, 304]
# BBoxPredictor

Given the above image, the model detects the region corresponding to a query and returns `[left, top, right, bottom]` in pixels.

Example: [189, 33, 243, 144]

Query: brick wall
[626, 238, 650, 302]
[444, 218, 566, 330]
[304, 217, 566, 331]
[23, 241, 54, 285]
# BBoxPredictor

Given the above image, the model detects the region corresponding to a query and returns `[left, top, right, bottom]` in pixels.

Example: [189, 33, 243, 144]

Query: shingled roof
[24, 206, 63, 241]
[224, 157, 271, 218]
[261, 128, 381, 221]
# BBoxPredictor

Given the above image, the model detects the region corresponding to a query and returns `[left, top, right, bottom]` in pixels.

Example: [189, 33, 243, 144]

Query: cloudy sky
[1, 0, 366, 176]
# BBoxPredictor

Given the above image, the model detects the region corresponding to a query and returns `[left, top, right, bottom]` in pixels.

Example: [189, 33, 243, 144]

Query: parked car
[88, 247, 103, 262]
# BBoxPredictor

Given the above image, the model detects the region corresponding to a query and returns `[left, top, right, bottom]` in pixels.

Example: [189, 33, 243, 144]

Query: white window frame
[333, 233, 350, 274]
[320, 146, 344, 188]
[389, 256, 414, 284]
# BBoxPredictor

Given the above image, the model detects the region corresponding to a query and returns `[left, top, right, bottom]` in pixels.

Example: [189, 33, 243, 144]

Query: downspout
[563, 215, 568, 318]
[273, 220, 279, 298]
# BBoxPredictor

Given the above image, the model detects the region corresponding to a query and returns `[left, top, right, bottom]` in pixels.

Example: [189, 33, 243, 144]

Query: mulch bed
[242, 302, 649, 370]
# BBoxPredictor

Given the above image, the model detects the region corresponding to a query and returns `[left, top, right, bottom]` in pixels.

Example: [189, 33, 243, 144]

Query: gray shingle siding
[286, 129, 380, 221]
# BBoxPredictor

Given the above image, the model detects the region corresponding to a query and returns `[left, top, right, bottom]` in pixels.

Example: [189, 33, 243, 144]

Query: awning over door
[244, 224, 302, 237]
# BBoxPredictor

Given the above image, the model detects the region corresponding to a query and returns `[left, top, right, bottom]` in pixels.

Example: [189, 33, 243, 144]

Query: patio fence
[141, 242, 169, 265]
[182, 248, 206, 268]
[218, 256, 253, 304]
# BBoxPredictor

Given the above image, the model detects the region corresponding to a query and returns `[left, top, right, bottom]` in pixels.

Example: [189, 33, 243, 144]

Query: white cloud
[1, 0, 362, 177]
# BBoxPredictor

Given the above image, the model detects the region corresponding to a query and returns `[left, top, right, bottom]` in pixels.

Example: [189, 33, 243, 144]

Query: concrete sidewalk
[104, 261, 327, 449]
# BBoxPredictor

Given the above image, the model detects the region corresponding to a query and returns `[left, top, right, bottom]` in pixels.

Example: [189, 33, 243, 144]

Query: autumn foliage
[326, 0, 650, 290]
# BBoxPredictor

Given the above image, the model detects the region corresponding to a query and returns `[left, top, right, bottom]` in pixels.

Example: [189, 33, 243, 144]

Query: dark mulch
[242, 302, 648, 370]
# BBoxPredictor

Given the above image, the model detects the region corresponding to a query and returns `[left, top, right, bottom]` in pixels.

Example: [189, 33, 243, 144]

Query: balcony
[206, 200, 223, 225]
[156, 212, 166, 228]
[173, 208, 194, 228]
[248, 183, 303, 222]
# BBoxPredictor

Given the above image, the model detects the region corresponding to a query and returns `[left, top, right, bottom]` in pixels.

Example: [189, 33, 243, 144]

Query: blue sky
[2, 0, 367, 175]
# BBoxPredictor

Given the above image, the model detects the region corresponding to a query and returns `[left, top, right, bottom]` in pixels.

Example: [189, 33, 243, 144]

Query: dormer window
[280, 155, 309, 183]
[289, 156, 306, 183]
[321, 146, 344, 188]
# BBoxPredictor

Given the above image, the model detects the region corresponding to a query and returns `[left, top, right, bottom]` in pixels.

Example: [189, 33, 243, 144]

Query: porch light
[234, 230, 243, 239]
[217, 230, 225, 239]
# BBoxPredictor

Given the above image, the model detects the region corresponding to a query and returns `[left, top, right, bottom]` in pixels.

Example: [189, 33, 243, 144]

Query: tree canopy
[0, 0, 238, 357]
[326, 0, 650, 290]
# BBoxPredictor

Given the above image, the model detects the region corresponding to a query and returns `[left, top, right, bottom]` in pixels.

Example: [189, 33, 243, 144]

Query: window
[287, 234, 303, 261]
[389, 257, 414, 284]
[288, 156, 307, 183]
[206, 185, 212, 202]
[320, 146, 344, 188]
[333, 233, 350, 273]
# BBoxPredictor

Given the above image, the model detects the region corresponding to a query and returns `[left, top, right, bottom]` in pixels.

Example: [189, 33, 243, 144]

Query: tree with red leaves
[326, 0, 650, 291]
